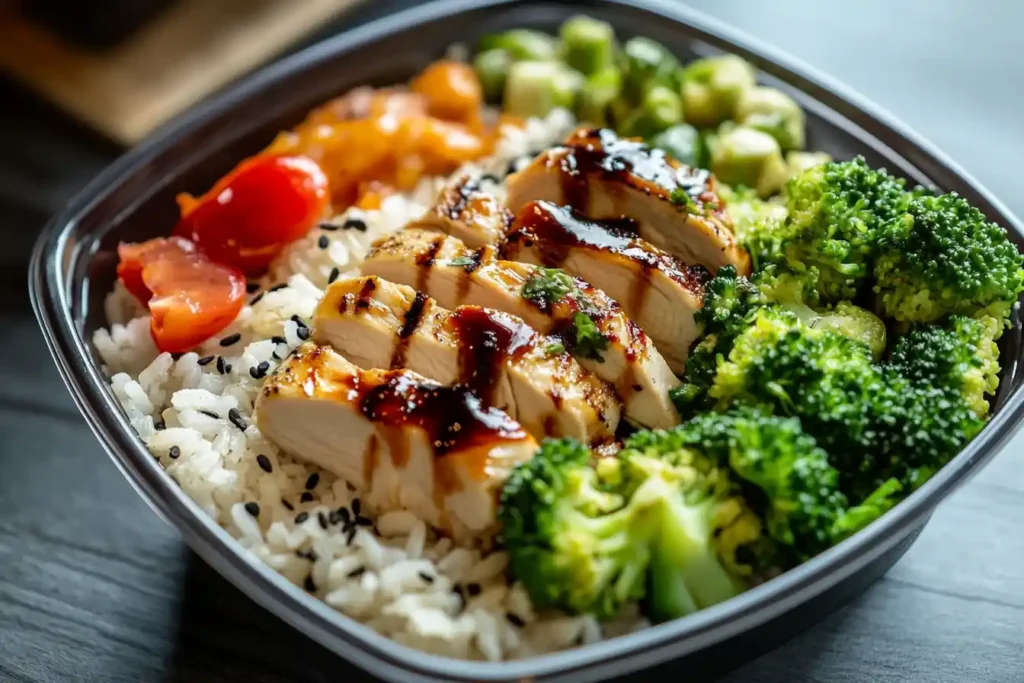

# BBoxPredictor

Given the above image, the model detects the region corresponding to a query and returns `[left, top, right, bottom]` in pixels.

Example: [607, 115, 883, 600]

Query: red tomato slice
[173, 155, 329, 276]
[116, 237, 246, 353]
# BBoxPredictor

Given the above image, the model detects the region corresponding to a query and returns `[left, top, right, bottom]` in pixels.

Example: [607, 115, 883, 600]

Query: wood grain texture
[1, 1, 1023, 682]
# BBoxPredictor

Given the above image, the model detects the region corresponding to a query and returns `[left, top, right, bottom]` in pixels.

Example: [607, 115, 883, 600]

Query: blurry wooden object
[0, 0, 364, 145]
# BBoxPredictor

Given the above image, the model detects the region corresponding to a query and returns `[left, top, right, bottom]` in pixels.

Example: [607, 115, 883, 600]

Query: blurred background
[1, 1, 1022, 682]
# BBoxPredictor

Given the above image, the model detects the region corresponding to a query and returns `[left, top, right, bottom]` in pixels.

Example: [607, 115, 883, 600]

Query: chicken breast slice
[505, 127, 751, 275]
[503, 200, 709, 374]
[408, 174, 512, 249]
[254, 342, 538, 540]
[313, 275, 620, 444]
[361, 229, 681, 429]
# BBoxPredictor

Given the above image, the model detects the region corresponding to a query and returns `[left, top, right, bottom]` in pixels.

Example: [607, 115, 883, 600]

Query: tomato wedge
[173, 155, 329, 276]
[117, 237, 247, 353]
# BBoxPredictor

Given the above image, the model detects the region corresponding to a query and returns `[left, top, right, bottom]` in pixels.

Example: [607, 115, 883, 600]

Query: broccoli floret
[887, 315, 1001, 417]
[618, 429, 764, 620]
[676, 408, 901, 561]
[498, 438, 651, 619]
[746, 156, 909, 304]
[670, 266, 765, 414]
[706, 308, 982, 497]
[874, 192, 1024, 325]
[719, 183, 787, 244]
[500, 434, 764, 623]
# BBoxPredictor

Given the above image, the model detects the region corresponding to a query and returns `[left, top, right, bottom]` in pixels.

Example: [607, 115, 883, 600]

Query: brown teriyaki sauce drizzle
[449, 307, 535, 405]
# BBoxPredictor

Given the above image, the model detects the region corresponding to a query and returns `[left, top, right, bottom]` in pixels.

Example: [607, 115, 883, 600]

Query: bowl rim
[28, 0, 1024, 680]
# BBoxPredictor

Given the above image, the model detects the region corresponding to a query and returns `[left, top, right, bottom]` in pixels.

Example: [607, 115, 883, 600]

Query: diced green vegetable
[503, 60, 583, 118]
[473, 49, 513, 103]
[618, 85, 683, 139]
[680, 54, 757, 127]
[559, 15, 616, 75]
[785, 150, 832, 179]
[576, 67, 623, 125]
[650, 123, 706, 168]
[619, 36, 680, 102]
[708, 125, 788, 198]
[478, 29, 558, 61]
[735, 86, 806, 151]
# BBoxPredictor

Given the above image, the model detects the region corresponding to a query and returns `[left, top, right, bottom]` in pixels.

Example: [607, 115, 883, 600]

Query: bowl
[29, 0, 1024, 680]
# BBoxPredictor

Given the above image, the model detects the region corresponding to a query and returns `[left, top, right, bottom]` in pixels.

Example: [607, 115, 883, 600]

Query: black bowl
[28, 1, 1024, 681]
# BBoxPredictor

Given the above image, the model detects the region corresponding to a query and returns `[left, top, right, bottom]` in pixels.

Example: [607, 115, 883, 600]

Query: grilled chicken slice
[361, 229, 681, 429]
[313, 276, 620, 444]
[505, 127, 751, 275]
[409, 174, 511, 249]
[504, 200, 709, 374]
[254, 343, 538, 539]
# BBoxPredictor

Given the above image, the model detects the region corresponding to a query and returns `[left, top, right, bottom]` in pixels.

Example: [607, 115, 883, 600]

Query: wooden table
[2, 1, 1022, 681]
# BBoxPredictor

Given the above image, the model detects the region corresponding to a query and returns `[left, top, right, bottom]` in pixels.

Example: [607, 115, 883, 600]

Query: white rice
[93, 108, 648, 660]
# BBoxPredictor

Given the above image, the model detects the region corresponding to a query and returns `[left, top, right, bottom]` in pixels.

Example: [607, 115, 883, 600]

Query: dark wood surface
[2, 1, 1023, 681]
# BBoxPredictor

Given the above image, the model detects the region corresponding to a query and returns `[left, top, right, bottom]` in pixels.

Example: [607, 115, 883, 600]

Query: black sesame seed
[337, 507, 351, 524]
[317, 512, 328, 530]
[296, 326, 310, 341]
[244, 501, 260, 517]
[269, 283, 289, 293]
[342, 217, 368, 232]
[249, 292, 265, 306]
[281, 498, 294, 511]
[246, 281, 261, 294]
[168, 445, 181, 459]
[305, 472, 320, 490]
[199, 409, 219, 419]
[249, 361, 270, 379]
[355, 516, 373, 527]
[228, 408, 248, 431]
[317, 235, 329, 249]
[319, 222, 339, 231]
[290, 314, 307, 328]
[216, 356, 227, 374]
[219, 332, 242, 347]
[346, 526, 358, 545]
[294, 511, 310, 524]
[466, 582, 481, 597]
[304, 574, 317, 592]
[328, 267, 340, 284]
[328, 509, 341, 525]
[300, 491, 314, 503]
[505, 613, 525, 628]
[346, 566, 366, 579]
[256, 454, 273, 473]
[271, 335, 287, 344]
[418, 571, 435, 584]
[197, 355, 215, 366]
[154, 419, 166, 431]
[224, 363, 232, 374]
[351, 498, 361, 515]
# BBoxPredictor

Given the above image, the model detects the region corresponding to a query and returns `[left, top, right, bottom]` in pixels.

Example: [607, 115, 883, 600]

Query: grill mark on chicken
[414, 235, 446, 293]
[355, 278, 377, 310]
[455, 247, 489, 303]
[450, 307, 536, 405]
[390, 291, 429, 369]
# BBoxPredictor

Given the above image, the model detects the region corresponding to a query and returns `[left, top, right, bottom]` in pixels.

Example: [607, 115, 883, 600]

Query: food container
[29, 0, 1024, 680]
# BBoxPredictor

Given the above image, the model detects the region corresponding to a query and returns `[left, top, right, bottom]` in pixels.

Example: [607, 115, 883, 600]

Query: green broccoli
[498, 438, 650, 619]
[746, 156, 909, 304]
[499, 435, 764, 623]
[706, 308, 984, 498]
[670, 266, 765, 414]
[874, 192, 1024, 325]
[887, 315, 1001, 417]
[719, 183, 787, 244]
[676, 408, 902, 561]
